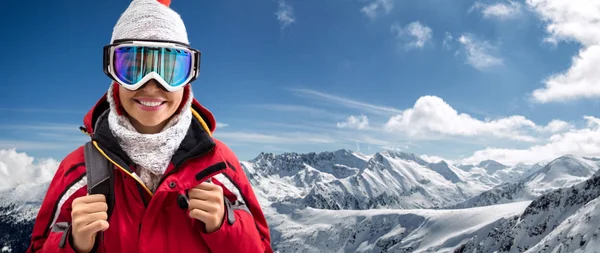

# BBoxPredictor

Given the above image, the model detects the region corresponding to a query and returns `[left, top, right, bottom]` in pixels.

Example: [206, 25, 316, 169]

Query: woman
[26, 0, 272, 252]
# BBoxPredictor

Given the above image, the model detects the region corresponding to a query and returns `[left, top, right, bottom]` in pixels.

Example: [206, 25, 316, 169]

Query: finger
[79, 220, 110, 236]
[193, 181, 220, 191]
[188, 199, 220, 213]
[72, 202, 108, 218]
[83, 202, 109, 213]
[78, 194, 106, 204]
[74, 211, 108, 226]
[188, 188, 212, 201]
[189, 208, 212, 222]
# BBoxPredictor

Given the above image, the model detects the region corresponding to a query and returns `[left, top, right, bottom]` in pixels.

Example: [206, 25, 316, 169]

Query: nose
[139, 79, 167, 92]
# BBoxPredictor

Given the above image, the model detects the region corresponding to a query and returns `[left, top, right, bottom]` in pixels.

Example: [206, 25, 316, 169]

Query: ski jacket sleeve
[27, 150, 87, 253]
[197, 143, 273, 253]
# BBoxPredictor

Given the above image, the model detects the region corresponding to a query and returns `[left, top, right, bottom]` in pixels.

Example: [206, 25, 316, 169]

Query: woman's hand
[188, 181, 225, 233]
[70, 194, 110, 253]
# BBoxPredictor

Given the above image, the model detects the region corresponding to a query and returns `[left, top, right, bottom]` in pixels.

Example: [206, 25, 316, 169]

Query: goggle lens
[113, 46, 193, 88]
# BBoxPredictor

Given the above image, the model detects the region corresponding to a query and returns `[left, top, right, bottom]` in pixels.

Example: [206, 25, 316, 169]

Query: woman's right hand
[70, 194, 110, 253]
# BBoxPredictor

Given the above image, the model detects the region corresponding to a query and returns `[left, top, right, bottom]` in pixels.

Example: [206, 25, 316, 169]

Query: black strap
[83, 141, 115, 253]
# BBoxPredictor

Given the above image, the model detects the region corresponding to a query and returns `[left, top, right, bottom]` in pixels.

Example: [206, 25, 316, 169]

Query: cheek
[118, 87, 135, 110]
[169, 91, 185, 108]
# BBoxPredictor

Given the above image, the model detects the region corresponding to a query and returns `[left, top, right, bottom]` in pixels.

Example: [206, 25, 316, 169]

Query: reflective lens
[113, 46, 192, 87]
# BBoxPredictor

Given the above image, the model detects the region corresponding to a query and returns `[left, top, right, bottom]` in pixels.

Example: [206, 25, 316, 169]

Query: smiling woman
[26, 0, 273, 253]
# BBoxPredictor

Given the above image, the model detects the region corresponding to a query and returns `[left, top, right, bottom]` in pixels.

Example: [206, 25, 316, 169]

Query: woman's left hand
[188, 180, 225, 233]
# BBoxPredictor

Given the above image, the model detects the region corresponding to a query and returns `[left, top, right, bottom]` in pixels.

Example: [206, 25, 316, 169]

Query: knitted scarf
[106, 84, 193, 192]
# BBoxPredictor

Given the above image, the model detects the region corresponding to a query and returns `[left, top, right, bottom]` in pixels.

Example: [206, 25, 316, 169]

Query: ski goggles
[103, 39, 201, 92]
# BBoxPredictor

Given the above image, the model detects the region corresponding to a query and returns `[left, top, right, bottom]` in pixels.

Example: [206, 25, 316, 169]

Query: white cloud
[391, 21, 433, 50]
[457, 34, 503, 70]
[290, 88, 402, 115]
[462, 116, 600, 165]
[384, 95, 545, 142]
[337, 115, 369, 129]
[528, 0, 600, 103]
[251, 104, 339, 118]
[541, 119, 572, 133]
[532, 46, 600, 102]
[275, 0, 295, 29]
[361, 0, 394, 19]
[443, 32, 453, 50]
[0, 149, 59, 190]
[216, 122, 228, 128]
[214, 131, 336, 145]
[420, 154, 450, 164]
[470, 1, 523, 19]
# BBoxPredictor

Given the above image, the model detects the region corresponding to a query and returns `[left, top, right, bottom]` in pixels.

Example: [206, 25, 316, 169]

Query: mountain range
[2, 148, 600, 252]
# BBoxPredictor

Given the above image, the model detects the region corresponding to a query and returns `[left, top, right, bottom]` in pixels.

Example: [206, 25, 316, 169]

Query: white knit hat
[111, 0, 189, 45]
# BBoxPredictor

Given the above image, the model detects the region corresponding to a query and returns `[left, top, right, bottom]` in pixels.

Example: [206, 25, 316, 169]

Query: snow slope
[524, 196, 600, 253]
[455, 169, 600, 252]
[267, 201, 531, 253]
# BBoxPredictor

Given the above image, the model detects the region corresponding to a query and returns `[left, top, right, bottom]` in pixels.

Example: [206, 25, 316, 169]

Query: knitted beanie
[111, 0, 189, 45]
[108, 0, 193, 116]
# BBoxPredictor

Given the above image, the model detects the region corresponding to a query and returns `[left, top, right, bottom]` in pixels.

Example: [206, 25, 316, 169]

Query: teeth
[139, 101, 163, 107]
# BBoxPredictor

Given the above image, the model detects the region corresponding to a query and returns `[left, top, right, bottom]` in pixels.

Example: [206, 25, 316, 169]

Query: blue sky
[1, 0, 600, 165]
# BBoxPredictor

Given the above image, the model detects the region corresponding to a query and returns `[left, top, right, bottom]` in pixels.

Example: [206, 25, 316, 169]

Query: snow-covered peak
[376, 150, 429, 166]
[478, 159, 509, 173]
[427, 160, 463, 183]
[249, 149, 367, 179]
[453, 154, 600, 209]
[523, 154, 599, 194]
[0, 182, 50, 221]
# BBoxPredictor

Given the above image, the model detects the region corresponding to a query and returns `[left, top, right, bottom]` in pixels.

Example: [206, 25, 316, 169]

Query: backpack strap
[83, 141, 115, 251]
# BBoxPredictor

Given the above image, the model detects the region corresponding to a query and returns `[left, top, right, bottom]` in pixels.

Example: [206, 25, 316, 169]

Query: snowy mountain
[457, 160, 544, 187]
[244, 149, 500, 210]
[0, 182, 49, 221]
[478, 159, 509, 173]
[455, 169, 600, 252]
[4, 147, 600, 253]
[452, 155, 600, 209]
[0, 183, 50, 253]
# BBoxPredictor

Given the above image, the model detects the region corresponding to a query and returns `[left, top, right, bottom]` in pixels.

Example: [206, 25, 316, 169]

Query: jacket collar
[81, 90, 217, 170]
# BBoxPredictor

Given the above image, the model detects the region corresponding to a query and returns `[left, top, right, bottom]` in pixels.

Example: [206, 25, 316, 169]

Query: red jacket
[27, 94, 273, 253]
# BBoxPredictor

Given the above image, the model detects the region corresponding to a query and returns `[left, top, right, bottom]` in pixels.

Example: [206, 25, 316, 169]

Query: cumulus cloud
[384, 95, 565, 142]
[275, 0, 295, 29]
[462, 116, 600, 165]
[540, 119, 572, 133]
[337, 115, 369, 130]
[457, 34, 503, 70]
[0, 149, 59, 190]
[470, 1, 523, 19]
[391, 21, 433, 50]
[528, 0, 600, 102]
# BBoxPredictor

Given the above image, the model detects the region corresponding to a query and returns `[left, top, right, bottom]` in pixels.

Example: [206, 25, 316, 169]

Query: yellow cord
[92, 141, 154, 197]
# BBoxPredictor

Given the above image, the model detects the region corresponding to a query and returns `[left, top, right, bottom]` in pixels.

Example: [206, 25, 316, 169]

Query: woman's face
[119, 80, 184, 134]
